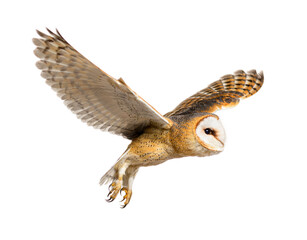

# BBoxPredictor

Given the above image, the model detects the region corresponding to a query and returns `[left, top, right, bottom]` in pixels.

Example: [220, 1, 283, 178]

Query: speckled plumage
[33, 29, 264, 208]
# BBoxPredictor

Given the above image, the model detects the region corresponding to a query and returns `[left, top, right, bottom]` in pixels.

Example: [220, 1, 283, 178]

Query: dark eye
[204, 128, 213, 135]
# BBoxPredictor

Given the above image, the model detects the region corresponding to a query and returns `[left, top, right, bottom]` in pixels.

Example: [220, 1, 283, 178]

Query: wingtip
[32, 37, 38, 45]
[255, 70, 264, 88]
[56, 28, 63, 37]
[243, 69, 264, 99]
[258, 70, 264, 80]
[46, 27, 53, 35]
[36, 29, 46, 38]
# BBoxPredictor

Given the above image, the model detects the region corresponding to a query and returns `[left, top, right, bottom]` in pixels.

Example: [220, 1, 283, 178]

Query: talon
[121, 204, 128, 209]
[120, 189, 132, 208]
[106, 196, 115, 202]
[105, 181, 121, 203]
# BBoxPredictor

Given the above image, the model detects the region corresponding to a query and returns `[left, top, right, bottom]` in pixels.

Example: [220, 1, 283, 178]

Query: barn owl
[33, 29, 264, 208]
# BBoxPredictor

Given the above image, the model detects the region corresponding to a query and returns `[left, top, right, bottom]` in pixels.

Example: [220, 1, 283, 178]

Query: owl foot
[120, 188, 132, 208]
[103, 162, 132, 207]
[106, 181, 121, 202]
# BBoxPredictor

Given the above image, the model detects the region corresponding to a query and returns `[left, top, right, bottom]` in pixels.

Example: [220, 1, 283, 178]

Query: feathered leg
[100, 149, 131, 203]
[120, 166, 139, 208]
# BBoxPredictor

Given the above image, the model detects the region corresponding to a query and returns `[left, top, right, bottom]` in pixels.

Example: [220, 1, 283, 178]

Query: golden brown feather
[165, 70, 264, 117]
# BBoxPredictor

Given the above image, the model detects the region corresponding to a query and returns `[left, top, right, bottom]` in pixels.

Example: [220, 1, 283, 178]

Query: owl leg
[106, 162, 129, 203]
[120, 166, 139, 208]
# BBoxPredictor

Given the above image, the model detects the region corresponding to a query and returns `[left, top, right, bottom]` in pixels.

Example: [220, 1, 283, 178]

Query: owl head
[170, 113, 226, 157]
[195, 114, 226, 152]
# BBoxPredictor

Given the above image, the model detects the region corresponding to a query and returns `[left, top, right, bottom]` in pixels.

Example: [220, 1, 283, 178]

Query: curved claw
[119, 188, 132, 208]
[121, 204, 128, 209]
[106, 197, 115, 202]
[105, 181, 121, 203]
[105, 181, 130, 207]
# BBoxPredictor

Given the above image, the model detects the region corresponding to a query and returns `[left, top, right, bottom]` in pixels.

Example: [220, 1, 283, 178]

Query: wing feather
[165, 70, 264, 117]
[33, 29, 171, 139]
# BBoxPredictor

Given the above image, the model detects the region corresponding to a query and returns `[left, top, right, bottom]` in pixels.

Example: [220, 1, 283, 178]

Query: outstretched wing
[33, 29, 171, 139]
[165, 70, 264, 117]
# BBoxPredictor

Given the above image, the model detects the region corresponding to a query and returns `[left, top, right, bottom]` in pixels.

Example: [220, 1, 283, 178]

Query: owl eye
[204, 128, 214, 135]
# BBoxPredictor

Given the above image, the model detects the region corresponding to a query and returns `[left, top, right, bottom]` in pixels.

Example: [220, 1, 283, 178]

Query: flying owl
[33, 29, 264, 208]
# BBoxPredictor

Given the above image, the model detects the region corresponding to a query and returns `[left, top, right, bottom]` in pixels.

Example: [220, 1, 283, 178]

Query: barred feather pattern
[33, 29, 170, 139]
[165, 70, 264, 117]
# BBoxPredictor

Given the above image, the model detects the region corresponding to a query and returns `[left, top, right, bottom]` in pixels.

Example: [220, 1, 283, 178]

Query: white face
[195, 116, 226, 152]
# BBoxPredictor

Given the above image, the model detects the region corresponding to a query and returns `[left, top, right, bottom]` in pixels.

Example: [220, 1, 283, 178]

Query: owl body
[126, 126, 174, 166]
[99, 113, 225, 207]
[33, 29, 264, 208]
[123, 113, 221, 168]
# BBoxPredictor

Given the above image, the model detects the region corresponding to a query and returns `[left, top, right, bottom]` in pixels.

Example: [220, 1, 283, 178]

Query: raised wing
[165, 70, 264, 117]
[33, 29, 171, 139]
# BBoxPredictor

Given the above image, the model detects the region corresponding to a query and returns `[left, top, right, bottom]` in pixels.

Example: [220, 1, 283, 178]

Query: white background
[1, 1, 307, 239]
